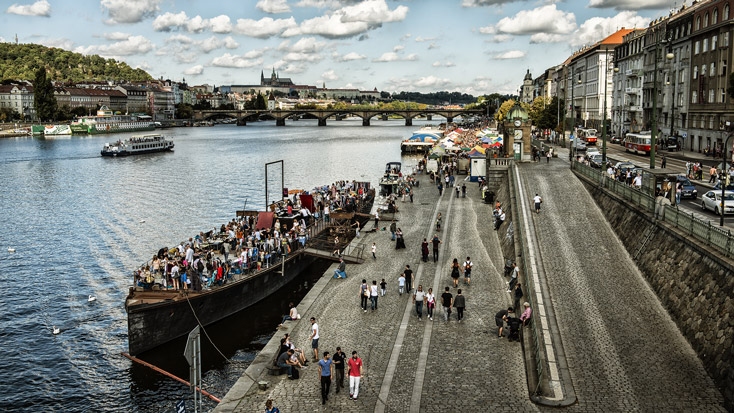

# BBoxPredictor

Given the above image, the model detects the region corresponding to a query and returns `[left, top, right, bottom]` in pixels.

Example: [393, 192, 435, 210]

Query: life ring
[106, 125, 111, 131]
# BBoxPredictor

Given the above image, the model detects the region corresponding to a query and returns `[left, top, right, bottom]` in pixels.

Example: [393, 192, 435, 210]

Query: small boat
[8, 247, 15, 252]
[379, 162, 402, 196]
[101, 134, 174, 157]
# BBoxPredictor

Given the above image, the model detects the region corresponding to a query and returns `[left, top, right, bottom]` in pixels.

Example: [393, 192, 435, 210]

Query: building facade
[613, 29, 647, 137]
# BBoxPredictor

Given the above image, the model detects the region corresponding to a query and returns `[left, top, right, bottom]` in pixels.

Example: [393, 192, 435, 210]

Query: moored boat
[125, 184, 375, 355]
[71, 106, 154, 135]
[101, 134, 174, 157]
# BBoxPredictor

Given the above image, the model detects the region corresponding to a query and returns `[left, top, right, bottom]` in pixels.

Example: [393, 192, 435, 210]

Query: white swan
[8, 247, 15, 253]
[52, 326, 60, 335]
[88, 295, 96, 303]
[139, 219, 146, 223]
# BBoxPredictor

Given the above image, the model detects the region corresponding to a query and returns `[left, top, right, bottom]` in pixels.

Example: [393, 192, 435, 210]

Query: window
[711, 62, 716, 76]
[710, 116, 715, 128]
[726, 4, 730, 20]
[704, 38, 709, 52]
[681, 68, 686, 82]
[694, 66, 699, 79]
[721, 88, 727, 103]
[702, 64, 706, 77]
[696, 16, 701, 30]
[723, 60, 728, 76]
[695, 40, 700, 54]
[724, 32, 730, 47]
[692, 91, 698, 103]
[710, 89, 715, 103]
[714, 9, 719, 24]
[713, 35, 718, 50]
[705, 13, 709, 27]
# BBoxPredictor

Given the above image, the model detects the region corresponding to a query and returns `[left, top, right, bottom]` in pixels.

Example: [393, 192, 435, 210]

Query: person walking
[374, 210, 380, 230]
[379, 278, 387, 296]
[710, 165, 718, 183]
[546, 149, 551, 163]
[462, 256, 473, 286]
[441, 287, 453, 321]
[450, 258, 461, 288]
[309, 317, 319, 362]
[333, 347, 346, 394]
[370, 280, 379, 311]
[425, 287, 436, 320]
[421, 238, 429, 262]
[318, 352, 333, 405]
[360, 280, 369, 312]
[398, 272, 405, 295]
[436, 213, 442, 231]
[409, 188, 414, 203]
[533, 193, 542, 214]
[508, 262, 519, 292]
[371, 242, 377, 259]
[413, 285, 425, 320]
[461, 183, 466, 198]
[348, 351, 363, 401]
[661, 154, 667, 169]
[403, 265, 413, 293]
[431, 235, 442, 262]
[454, 289, 466, 322]
[390, 221, 397, 241]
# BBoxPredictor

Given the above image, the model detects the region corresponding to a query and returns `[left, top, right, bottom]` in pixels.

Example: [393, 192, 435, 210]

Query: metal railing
[509, 164, 544, 392]
[573, 160, 734, 258]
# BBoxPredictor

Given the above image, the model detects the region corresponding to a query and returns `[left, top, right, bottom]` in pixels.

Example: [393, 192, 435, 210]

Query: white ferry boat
[72, 106, 154, 135]
[101, 134, 174, 157]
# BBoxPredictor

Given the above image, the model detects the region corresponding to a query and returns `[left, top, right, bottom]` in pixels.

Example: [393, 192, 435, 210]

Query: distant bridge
[193, 108, 483, 126]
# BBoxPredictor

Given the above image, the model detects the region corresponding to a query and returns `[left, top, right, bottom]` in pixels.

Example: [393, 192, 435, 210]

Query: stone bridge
[193, 108, 483, 126]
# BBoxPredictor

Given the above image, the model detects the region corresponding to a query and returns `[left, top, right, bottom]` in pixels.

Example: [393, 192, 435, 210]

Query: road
[577, 141, 734, 227]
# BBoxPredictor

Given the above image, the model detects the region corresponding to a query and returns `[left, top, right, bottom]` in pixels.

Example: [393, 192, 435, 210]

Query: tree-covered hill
[0, 43, 152, 82]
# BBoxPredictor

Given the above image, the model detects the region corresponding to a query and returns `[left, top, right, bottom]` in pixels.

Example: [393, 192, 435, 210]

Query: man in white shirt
[633, 174, 642, 188]
[463, 257, 474, 286]
[310, 317, 320, 362]
[533, 194, 542, 214]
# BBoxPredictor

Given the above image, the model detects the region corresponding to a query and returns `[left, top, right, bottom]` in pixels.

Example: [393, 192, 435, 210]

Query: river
[0, 118, 434, 412]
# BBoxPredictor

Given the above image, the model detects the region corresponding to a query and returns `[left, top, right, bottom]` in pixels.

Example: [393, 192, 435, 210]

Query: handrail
[572, 160, 734, 258]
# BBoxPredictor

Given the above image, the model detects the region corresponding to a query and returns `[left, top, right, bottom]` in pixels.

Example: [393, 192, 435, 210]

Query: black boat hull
[126, 252, 317, 355]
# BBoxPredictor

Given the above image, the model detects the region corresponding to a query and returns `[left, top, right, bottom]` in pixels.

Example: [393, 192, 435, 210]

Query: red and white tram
[625, 132, 652, 155]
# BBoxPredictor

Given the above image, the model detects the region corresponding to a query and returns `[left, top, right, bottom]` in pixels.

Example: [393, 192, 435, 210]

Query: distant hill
[388, 91, 476, 106]
[0, 43, 152, 83]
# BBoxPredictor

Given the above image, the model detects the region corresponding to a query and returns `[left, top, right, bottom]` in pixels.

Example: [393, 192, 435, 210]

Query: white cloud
[223, 36, 239, 49]
[165, 34, 193, 44]
[257, 0, 291, 13]
[211, 53, 263, 68]
[494, 5, 576, 35]
[478, 26, 496, 35]
[274, 60, 307, 74]
[102, 32, 130, 40]
[38, 37, 74, 50]
[135, 61, 152, 71]
[322, 69, 338, 80]
[462, 0, 521, 6]
[102, 0, 161, 24]
[209, 15, 232, 33]
[486, 34, 513, 43]
[529, 33, 566, 43]
[243, 49, 267, 59]
[415, 75, 452, 88]
[5, 0, 51, 17]
[414, 36, 436, 42]
[295, 0, 353, 8]
[185, 15, 208, 33]
[152, 11, 188, 31]
[570, 11, 648, 47]
[338, 51, 366, 61]
[432, 61, 456, 67]
[283, 52, 323, 62]
[428, 42, 439, 50]
[235, 17, 297, 38]
[493, 50, 526, 60]
[400, 33, 412, 41]
[74, 35, 154, 57]
[198, 36, 224, 53]
[393, 45, 404, 52]
[184, 64, 204, 75]
[588, 0, 670, 11]
[287, 37, 325, 53]
[283, 0, 408, 38]
[386, 75, 452, 92]
[372, 51, 417, 62]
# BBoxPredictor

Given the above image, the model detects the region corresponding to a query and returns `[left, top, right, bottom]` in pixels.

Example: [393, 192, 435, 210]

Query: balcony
[625, 69, 643, 77]
[628, 105, 641, 111]
[625, 87, 639, 94]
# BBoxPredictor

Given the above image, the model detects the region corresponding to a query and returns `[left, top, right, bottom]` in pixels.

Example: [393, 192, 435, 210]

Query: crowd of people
[132, 180, 373, 291]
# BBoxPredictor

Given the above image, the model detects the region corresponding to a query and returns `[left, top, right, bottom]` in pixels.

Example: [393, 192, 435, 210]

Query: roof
[601, 28, 635, 45]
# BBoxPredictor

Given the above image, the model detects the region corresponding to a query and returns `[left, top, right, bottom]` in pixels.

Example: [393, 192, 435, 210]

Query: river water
[0, 118, 433, 412]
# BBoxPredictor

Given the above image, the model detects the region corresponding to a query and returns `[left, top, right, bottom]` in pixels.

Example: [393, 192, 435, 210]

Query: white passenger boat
[101, 134, 174, 157]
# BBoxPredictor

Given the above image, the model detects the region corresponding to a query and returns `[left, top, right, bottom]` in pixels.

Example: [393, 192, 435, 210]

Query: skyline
[1, 0, 676, 95]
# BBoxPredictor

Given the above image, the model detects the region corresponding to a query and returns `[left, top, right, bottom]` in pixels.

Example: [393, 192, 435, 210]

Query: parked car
[573, 139, 587, 152]
[665, 137, 680, 151]
[586, 147, 601, 157]
[701, 190, 734, 215]
[614, 161, 637, 171]
[674, 175, 698, 199]
[610, 135, 622, 144]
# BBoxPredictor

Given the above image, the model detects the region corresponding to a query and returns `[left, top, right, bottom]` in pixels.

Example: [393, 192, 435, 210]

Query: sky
[1, 0, 679, 95]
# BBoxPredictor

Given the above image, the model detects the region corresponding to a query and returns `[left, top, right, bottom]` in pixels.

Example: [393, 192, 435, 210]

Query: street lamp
[601, 51, 613, 165]
[721, 131, 734, 226]
[568, 72, 582, 162]
[650, 36, 671, 169]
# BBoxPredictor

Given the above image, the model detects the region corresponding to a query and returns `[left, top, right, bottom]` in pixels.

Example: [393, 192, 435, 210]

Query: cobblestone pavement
[517, 158, 726, 412]
[229, 173, 532, 412]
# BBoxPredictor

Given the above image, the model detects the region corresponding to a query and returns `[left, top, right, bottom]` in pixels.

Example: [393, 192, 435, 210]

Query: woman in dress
[421, 238, 429, 262]
[450, 258, 460, 288]
[395, 228, 406, 249]
[425, 287, 435, 320]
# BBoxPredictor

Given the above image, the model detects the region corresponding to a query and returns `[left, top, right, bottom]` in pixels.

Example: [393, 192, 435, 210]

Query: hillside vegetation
[0, 43, 152, 82]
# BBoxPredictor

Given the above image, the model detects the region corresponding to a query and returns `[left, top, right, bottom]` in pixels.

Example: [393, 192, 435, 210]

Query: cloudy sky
[2, 0, 674, 94]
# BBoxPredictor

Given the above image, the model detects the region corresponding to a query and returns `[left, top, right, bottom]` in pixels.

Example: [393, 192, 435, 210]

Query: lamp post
[721, 132, 734, 226]
[568, 70, 582, 162]
[650, 36, 671, 169]
[602, 50, 612, 165]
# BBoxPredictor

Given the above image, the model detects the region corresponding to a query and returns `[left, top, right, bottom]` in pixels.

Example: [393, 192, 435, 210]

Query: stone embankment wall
[578, 177, 734, 411]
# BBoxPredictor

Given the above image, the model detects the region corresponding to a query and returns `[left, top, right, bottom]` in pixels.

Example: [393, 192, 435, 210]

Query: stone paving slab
[517, 158, 726, 412]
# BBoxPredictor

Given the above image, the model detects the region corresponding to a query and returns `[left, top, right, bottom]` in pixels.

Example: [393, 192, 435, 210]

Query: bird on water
[52, 326, 60, 335]
[8, 247, 15, 252]
[88, 295, 96, 303]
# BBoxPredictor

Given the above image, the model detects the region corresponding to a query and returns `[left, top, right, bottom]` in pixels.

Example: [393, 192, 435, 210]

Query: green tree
[495, 99, 516, 122]
[255, 93, 267, 109]
[33, 67, 57, 121]
[527, 96, 549, 126]
[175, 103, 193, 119]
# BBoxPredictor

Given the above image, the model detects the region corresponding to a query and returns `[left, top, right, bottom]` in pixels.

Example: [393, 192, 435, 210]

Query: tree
[526, 96, 549, 126]
[495, 99, 516, 122]
[175, 103, 193, 119]
[255, 93, 266, 109]
[33, 67, 57, 121]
